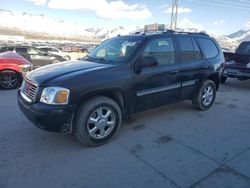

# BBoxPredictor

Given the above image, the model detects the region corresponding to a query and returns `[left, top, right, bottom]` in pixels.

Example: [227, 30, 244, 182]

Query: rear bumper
[17, 89, 76, 133]
[222, 66, 250, 78]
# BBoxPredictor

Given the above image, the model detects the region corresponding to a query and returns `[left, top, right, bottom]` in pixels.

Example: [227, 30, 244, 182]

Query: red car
[0, 52, 32, 89]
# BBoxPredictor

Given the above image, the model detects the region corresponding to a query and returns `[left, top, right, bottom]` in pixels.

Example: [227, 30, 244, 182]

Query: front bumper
[17, 89, 76, 133]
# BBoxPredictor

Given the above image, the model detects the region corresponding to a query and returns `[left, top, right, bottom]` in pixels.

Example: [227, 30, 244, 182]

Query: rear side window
[197, 38, 219, 58]
[192, 39, 202, 60]
[178, 37, 195, 62]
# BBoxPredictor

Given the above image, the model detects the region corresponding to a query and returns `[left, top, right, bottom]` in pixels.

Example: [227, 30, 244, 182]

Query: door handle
[170, 70, 179, 74]
[202, 65, 209, 68]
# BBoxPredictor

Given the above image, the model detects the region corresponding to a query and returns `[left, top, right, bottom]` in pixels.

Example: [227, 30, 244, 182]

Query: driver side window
[143, 38, 176, 65]
[28, 47, 39, 55]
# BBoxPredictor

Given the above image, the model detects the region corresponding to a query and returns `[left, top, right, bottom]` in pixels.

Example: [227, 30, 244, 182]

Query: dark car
[0, 46, 67, 68]
[0, 52, 32, 89]
[18, 31, 223, 146]
[221, 41, 250, 83]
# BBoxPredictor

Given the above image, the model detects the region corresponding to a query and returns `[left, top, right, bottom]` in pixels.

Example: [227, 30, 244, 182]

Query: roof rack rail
[172, 31, 210, 36]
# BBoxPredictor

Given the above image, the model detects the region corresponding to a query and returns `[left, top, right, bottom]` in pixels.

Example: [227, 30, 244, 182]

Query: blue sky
[1, 0, 250, 35]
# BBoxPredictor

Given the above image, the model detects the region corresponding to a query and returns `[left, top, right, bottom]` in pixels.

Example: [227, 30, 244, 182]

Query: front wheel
[52, 59, 60, 64]
[0, 70, 21, 90]
[74, 96, 122, 146]
[192, 79, 216, 111]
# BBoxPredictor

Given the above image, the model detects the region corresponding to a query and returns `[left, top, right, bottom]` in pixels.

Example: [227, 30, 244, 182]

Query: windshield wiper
[84, 56, 115, 64]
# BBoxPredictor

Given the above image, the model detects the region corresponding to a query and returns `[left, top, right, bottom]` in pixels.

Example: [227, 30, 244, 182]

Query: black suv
[18, 31, 223, 146]
[0, 46, 66, 68]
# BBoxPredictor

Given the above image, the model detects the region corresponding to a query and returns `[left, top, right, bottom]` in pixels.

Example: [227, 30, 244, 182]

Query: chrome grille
[21, 79, 38, 102]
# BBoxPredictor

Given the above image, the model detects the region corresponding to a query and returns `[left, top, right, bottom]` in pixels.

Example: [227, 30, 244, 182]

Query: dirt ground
[0, 79, 250, 188]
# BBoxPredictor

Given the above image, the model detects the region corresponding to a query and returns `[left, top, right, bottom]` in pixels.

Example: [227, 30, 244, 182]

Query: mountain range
[0, 9, 249, 49]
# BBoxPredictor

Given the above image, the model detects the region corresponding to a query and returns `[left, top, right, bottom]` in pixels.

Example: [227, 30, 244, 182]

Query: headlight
[18, 64, 33, 72]
[40, 87, 70, 105]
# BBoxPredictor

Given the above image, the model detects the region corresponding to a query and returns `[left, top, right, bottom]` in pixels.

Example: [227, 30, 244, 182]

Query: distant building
[0, 35, 25, 42]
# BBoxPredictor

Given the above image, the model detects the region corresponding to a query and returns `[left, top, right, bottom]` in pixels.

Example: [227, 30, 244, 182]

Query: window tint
[236, 42, 250, 54]
[48, 48, 58, 52]
[197, 38, 218, 58]
[15, 48, 28, 54]
[192, 38, 202, 60]
[143, 37, 175, 65]
[40, 48, 49, 52]
[179, 37, 195, 62]
[28, 47, 39, 55]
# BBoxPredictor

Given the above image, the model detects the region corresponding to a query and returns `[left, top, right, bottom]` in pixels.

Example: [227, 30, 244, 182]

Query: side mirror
[141, 56, 158, 67]
[134, 56, 158, 74]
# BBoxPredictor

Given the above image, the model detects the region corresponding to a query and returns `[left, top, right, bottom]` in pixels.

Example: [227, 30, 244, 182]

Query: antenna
[170, 0, 179, 30]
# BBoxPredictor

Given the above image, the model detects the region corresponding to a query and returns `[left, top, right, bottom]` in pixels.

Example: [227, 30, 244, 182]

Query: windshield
[236, 42, 250, 54]
[86, 36, 143, 63]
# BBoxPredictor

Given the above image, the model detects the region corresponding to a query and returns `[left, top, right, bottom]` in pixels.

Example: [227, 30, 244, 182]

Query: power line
[190, 0, 250, 10]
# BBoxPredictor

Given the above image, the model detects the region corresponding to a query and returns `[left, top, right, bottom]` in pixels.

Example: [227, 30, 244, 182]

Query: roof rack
[132, 29, 209, 36]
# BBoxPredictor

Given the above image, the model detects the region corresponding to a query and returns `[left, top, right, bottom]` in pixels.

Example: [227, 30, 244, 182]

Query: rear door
[133, 36, 182, 112]
[177, 36, 210, 99]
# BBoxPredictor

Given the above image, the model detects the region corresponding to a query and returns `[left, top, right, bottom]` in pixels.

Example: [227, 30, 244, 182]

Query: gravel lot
[1, 79, 250, 188]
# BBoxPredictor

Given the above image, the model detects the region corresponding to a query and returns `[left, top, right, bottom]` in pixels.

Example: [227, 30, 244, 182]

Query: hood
[26, 60, 112, 86]
[0, 51, 31, 65]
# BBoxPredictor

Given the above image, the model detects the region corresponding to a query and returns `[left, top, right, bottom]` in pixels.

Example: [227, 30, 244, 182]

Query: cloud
[246, 21, 250, 29]
[30, 0, 152, 20]
[178, 17, 203, 30]
[29, 0, 47, 6]
[165, 7, 192, 14]
[213, 20, 225, 25]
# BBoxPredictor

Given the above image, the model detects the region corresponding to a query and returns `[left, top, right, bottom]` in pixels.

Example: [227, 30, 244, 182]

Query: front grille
[21, 79, 38, 102]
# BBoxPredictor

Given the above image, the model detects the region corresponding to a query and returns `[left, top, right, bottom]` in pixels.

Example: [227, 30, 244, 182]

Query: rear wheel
[237, 77, 248, 81]
[192, 79, 216, 111]
[64, 55, 71, 61]
[74, 96, 122, 146]
[0, 70, 21, 90]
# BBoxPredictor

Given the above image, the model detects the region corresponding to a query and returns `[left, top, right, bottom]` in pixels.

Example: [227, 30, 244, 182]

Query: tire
[0, 70, 21, 90]
[192, 79, 216, 111]
[52, 59, 60, 64]
[220, 75, 227, 84]
[74, 96, 122, 147]
[237, 77, 247, 81]
[64, 55, 71, 61]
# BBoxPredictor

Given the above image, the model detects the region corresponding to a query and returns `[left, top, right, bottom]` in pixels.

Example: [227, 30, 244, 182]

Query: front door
[28, 47, 51, 67]
[133, 37, 181, 112]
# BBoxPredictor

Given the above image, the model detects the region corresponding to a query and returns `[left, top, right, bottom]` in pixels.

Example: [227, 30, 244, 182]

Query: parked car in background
[18, 31, 223, 146]
[0, 52, 32, 89]
[0, 46, 67, 68]
[37, 46, 71, 60]
[221, 41, 250, 83]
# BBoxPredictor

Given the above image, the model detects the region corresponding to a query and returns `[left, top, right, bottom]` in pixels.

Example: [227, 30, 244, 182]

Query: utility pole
[170, 0, 179, 30]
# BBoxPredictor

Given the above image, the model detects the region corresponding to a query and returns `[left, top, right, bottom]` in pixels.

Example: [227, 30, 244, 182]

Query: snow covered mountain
[226, 29, 250, 42]
[0, 9, 136, 38]
[0, 9, 248, 49]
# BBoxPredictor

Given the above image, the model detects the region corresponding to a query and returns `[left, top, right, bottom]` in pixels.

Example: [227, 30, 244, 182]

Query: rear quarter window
[197, 38, 219, 59]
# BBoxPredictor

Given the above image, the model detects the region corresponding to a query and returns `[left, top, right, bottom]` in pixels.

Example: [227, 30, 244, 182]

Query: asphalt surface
[1, 79, 250, 188]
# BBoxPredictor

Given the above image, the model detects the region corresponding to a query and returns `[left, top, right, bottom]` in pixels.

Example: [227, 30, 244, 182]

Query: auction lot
[1, 79, 250, 188]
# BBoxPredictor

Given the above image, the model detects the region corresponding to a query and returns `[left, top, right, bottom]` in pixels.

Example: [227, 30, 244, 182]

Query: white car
[37, 46, 71, 61]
